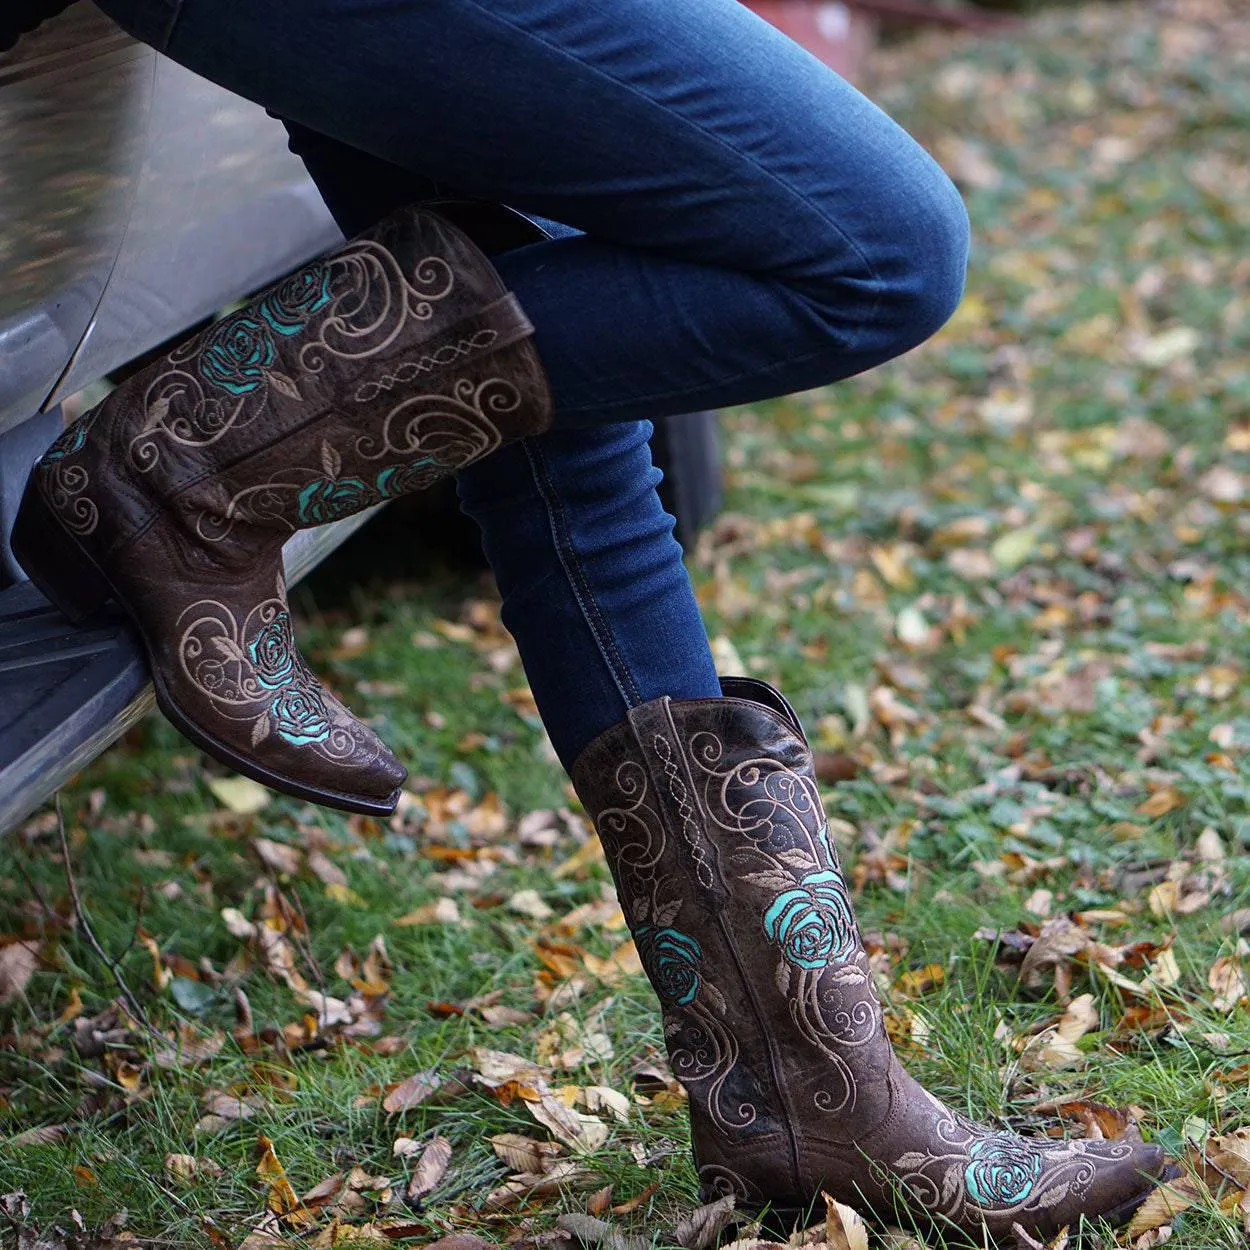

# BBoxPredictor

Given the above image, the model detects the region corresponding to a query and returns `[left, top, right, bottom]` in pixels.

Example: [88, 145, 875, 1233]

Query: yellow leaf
[256, 1135, 316, 1227]
[1136, 788, 1186, 819]
[991, 526, 1041, 570]
[207, 775, 271, 814]
[1125, 1178, 1200, 1238]
[324, 882, 366, 907]
[870, 544, 915, 590]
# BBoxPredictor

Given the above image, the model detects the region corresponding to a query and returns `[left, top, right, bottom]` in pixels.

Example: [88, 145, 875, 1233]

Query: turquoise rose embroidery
[635, 924, 702, 1006]
[43, 408, 99, 463]
[247, 613, 296, 691]
[763, 868, 856, 970]
[258, 263, 333, 336]
[375, 458, 441, 498]
[963, 1135, 1043, 1207]
[297, 476, 375, 525]
[200, 314, 276, 396]
[270, 686, 332, 747]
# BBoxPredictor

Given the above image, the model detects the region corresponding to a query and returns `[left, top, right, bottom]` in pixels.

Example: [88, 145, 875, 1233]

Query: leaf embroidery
[777, 847, 818, 871]
[143, 393, 172, 431]
[702, 980, 728, 1015]
[741, 870, 796, 892]
[268, 370, 302, 400]
[892, 1152, 929, 1171]
[320, 440, 342, 478]
[654, 899, 682, 928]
[251, 716, 271, 746]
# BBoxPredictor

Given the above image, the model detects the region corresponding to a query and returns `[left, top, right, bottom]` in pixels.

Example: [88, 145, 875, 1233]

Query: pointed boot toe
[1069, 1140, 1170, 1230]
[14, 205, 550, 813]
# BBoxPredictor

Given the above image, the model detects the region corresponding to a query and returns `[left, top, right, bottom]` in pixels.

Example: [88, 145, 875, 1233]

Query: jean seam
[459, 0, 883, 350]
[522, 437, 645, 708]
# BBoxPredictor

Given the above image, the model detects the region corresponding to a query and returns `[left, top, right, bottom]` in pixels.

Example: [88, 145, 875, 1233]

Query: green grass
[3, 2, 1250, 1247]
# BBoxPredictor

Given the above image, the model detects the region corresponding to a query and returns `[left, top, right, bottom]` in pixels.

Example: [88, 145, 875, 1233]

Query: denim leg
[275, 123, 720, 767]
[96, 0, 969, 425]
[457, 426, 719, 770]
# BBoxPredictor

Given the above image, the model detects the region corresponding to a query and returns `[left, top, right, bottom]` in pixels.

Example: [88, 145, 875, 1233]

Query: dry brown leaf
[1125, 1178, 1201, 1238]
[422, 1238, 492, 1250]
[382, 1070, 442, 1114]
[611, 1181, 660, 1215]
[1020, 993, 1098, 1071]
[1208, 1127, 1250, 1187]
[406, 1135, 452, 1200]
[1020, 915, 1090, 988]
[394, 899, 461, 927]
[1208, 956, 1248, 1013]
[823, 1191, 869, 1250]
[528, 1093, 609, 1153]
[490, 1132, 564, 1173]
[558, 1213, 649, 1250]
[252, 838, 302, 876]
[307, 850, 348, 889]
[0, 940, 40, 1003]
[163, 1153, 198, 1182]
[675, 1195, 737, 1250]
[1136, 788, 1186, 819]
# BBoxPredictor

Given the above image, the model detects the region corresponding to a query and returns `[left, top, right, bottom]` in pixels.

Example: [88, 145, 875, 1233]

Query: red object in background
[742, 1, 878, 82]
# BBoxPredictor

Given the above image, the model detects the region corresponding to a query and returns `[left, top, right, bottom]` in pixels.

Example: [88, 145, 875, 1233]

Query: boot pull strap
[718, 676, 807, 741]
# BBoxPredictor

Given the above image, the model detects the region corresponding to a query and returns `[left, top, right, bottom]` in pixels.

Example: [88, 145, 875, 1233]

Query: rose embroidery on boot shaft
[635, 924, 703, 1006]
[297, 476, 373, 526]
[763, 868, 856, 970]
[270, 686, 332, 747]
[258, 263, 333, 336]
[963, 1135, 1043, 1207]
[200, 314, 277, 396]
[376, 458, 440, 498]
[246, 613, 296, 691]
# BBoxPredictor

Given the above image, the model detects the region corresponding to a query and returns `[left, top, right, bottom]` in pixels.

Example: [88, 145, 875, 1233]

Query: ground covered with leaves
[3, 1, 1250, 1248]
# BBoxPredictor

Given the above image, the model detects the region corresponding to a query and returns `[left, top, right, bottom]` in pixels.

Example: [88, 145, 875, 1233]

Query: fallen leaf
[208, 775, 271, 814]
[558, 1213, 650, 1250]
[1125, 1178, 1201, 1237]
[1208, 957, 1248, 1013]
[406, 1135, 452, 1200]
[253, 838, 302, 876]
[164, 1153, 198, 1182]
[383, 1070, 443, 1114]
[676, 1195, 737, 1250]
[823, 1192, 870, 1250]
[0, 940, 40, 1003]
[394, 899, 461, 927]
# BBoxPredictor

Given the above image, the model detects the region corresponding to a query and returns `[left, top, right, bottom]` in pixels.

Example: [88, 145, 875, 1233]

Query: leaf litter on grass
[5, 1, 1250, 1246]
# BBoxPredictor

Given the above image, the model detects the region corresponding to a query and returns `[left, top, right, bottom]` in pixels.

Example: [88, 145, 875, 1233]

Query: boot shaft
[33, 207, 550, 562]
[572, 680, 901, 1204]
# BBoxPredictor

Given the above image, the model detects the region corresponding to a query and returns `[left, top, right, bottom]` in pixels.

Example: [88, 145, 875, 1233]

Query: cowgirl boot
[13, 206, 552, 815]
[571, 679, 1168, 1242]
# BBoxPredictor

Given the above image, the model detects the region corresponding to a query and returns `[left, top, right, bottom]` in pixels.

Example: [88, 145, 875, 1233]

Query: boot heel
[11, 480, 111, 623]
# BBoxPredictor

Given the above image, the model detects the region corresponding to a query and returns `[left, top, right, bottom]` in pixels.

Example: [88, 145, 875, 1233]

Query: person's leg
[456, 424, 719, 768]
[95, 0, 968, 425]
[279, 120, 719, 767]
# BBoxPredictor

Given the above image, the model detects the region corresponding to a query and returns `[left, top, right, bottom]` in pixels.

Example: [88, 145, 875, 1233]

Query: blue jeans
[95, 0, 969, 768]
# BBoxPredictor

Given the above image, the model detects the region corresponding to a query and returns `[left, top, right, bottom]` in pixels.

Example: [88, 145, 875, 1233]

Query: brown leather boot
[571, 679, 1168, 1242]
[13, 207, 552, 815]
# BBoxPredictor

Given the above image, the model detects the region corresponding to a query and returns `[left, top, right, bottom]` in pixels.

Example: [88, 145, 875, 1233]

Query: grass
[3, 1, 1250, 1247]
